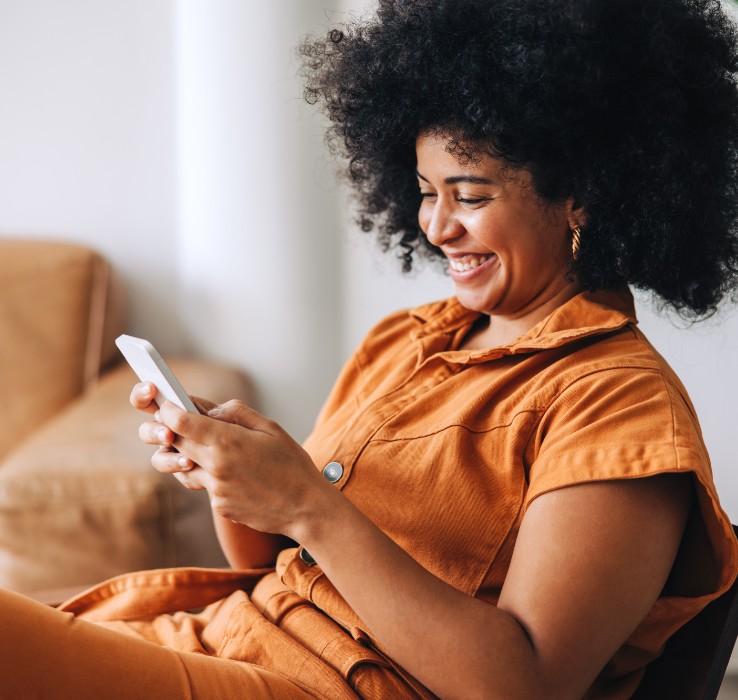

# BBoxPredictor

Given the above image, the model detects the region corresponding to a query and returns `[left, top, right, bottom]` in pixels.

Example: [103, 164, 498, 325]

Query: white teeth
[449, 255, 491, 272]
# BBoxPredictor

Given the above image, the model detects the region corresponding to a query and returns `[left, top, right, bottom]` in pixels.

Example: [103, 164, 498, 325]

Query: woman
[2, 0, 738, 698]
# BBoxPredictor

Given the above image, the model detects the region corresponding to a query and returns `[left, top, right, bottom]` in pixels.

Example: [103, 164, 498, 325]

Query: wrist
[287, 480, 347, 552]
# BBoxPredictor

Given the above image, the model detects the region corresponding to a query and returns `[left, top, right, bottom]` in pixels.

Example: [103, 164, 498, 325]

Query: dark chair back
[633, 524, 738, 699]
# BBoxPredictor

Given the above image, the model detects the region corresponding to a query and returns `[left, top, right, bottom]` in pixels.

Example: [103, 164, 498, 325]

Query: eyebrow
[416, 170, 493, 185]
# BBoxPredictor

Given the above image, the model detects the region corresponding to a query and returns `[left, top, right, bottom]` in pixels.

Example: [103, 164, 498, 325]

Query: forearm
[292, 490, 544, 700]
[213, 513, 286, 569]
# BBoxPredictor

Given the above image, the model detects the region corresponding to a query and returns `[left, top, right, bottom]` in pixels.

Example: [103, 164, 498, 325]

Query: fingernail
[178, 456, 191, 471]
[157, 428, 168, 443]
[139, 384, 152, 397]
[208, 408, 222, 417]
[154, 411, 161, 422]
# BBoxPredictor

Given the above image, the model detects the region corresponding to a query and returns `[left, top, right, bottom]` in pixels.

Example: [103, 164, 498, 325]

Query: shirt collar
[409, 287, 637, 360]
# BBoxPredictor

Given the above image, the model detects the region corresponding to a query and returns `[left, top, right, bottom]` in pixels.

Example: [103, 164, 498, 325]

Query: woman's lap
[0, 587, 323, 700]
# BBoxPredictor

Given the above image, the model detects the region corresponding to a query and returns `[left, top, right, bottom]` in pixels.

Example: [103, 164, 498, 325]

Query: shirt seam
[367, 408, 544, 442]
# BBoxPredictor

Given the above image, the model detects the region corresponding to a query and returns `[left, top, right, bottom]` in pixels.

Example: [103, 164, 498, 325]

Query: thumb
[191, 395, 218, 414]
[208, 400, 272, 432]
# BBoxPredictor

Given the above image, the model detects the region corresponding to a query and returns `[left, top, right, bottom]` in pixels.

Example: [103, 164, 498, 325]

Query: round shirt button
[299, 548, 317, 566]
[322, 461, 344, 483]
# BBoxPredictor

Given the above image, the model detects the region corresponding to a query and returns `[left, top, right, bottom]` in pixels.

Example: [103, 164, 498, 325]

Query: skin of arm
[134, 389, 692, 700]
[211, 513, 286, 569]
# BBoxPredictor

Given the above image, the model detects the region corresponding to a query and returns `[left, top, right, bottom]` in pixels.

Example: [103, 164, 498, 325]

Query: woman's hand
[132, 383, 332, 540]
[131, 382, 214, 491]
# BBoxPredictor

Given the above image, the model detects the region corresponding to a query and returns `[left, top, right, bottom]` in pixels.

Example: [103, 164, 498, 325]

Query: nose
[421, 197, 465, 247]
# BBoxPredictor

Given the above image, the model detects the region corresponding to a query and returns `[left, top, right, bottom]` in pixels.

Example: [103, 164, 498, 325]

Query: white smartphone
[115, 334, 199, 414]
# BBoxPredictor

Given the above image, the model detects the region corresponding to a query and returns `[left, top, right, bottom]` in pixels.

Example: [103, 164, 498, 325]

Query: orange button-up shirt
[65, 287, 737, 700]
[289, 286, 737, 697]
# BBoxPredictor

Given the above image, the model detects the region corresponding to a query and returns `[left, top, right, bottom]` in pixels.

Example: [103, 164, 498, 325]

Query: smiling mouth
[448, 254, 494, 272]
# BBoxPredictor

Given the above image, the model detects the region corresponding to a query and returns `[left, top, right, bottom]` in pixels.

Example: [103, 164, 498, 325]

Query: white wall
[0, 0, 347, 441]
[173, 1, 345, 439]
[0, 0, 735, 521]
[0, 0, 184, 346]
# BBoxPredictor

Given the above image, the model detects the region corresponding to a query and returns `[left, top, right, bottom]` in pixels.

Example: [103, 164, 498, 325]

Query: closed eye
[457, 197, 490, 205]
[418, 192, 490, 205]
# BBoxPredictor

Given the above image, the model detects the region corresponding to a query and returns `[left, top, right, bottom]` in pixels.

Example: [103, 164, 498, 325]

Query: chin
[455, 292, 494, 315]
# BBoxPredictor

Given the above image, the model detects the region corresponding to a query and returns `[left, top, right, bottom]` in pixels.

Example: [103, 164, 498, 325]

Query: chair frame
[633, 524, 738, 699]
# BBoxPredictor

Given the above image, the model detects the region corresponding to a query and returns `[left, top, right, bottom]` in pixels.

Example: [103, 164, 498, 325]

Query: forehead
[415, 132, 530, 186]
[416, 132, 482, 163]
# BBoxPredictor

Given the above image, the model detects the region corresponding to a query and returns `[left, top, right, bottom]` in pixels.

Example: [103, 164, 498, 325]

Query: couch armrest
[0, 239, 126, 461]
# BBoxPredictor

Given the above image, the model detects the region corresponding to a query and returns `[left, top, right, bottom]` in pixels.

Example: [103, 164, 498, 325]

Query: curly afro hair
[300, 0, 738, 317]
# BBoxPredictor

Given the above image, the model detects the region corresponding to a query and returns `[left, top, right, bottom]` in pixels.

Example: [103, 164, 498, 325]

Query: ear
[565, 198, 588, 229]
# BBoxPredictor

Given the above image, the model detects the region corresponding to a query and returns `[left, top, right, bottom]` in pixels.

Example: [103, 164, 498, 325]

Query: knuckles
[206, 453, 231, 479]
[217, 399, 249, 422]
[261, 417, 280, 433]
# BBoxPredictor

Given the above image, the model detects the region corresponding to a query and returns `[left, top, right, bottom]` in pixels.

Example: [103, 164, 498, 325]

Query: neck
[461, 281, 582, 350]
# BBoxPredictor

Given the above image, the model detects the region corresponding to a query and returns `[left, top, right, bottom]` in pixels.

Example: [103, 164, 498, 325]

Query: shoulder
[525, 322, 709, 500]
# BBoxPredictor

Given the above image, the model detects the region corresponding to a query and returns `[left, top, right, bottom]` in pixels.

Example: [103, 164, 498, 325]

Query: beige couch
[0, 239, 253, 596]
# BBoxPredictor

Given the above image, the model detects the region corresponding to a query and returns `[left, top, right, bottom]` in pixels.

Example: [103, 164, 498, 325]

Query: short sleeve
[527, 366, 706, 502]
[526, 365, 737, 600]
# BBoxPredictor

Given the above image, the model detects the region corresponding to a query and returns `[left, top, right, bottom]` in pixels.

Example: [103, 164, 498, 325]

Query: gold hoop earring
[571, 225, 582, 261]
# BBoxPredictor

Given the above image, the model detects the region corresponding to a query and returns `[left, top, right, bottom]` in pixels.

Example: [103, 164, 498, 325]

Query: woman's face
[416, 133, 579, 321]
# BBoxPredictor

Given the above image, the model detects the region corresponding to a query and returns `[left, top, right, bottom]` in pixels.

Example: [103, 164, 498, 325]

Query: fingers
[138, 419, 175, 447]
[130, 382, 159, 414]
[151, 448, 208, 490]
[153, 400, 283, 482]
[174, 471, 207, 490]
[157, 401, 210, 440]
[154, 399, 268, 440]
[151, 402, 215, 468]
[151, 446, 194, 473]
[136, 394, 219, 493]
[131, 382, 213, 419]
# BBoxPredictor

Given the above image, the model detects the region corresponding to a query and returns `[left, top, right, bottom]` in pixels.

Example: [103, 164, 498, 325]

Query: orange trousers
[0, 587, 325, 699]
[0, 564, 415, 700]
